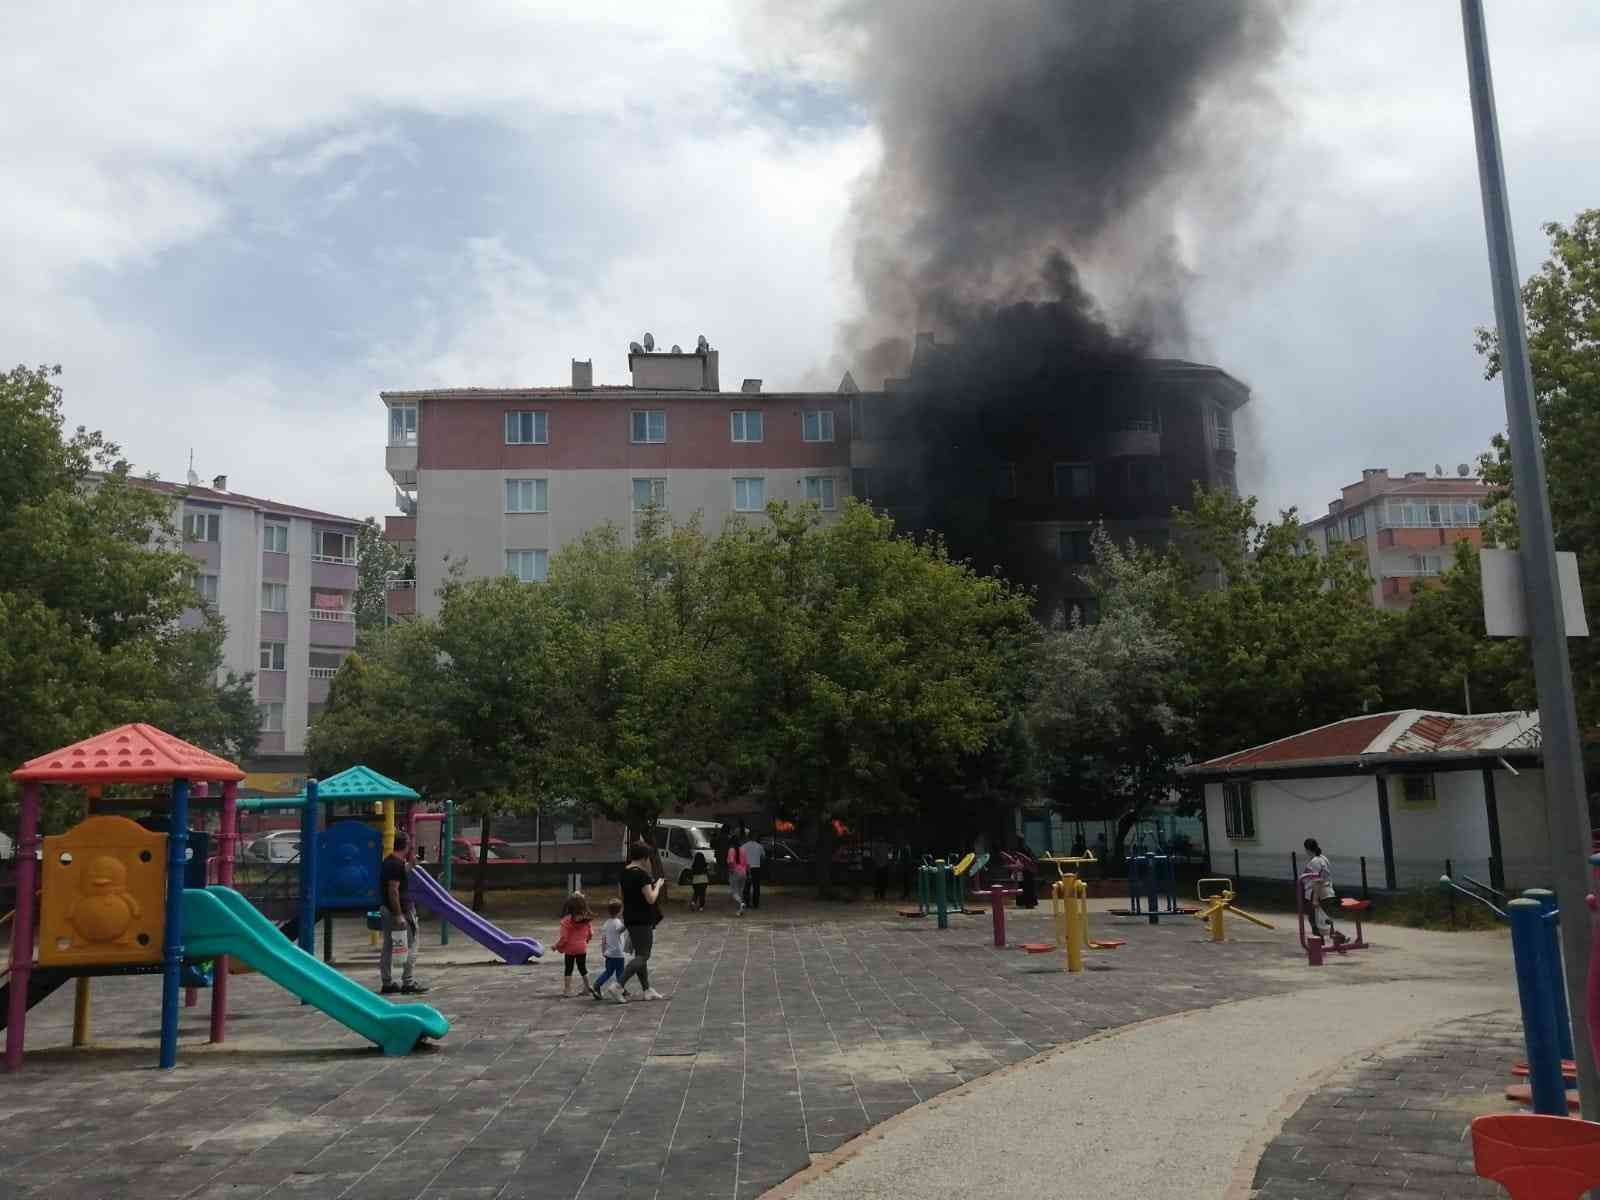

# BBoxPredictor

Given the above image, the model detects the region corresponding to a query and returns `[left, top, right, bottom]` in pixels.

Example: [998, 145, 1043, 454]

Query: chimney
[212, 474, 228, 492]
[703, 349, 719, 392]
[1361, 468, 1387, 481]
[571, 359, 593, 390]
[741, 378, 762, 394]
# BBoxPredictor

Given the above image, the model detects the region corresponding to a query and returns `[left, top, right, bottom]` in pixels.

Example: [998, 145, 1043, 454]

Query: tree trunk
[471, 811, 493, 913]
[814, 815, 836, 898]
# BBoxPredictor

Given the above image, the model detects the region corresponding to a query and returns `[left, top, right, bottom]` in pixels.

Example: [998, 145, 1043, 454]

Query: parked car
[642, 819, 722, 886]
[243, 830, 301, 863]
[761, 838, 811, 865]
[450, 837, 529, 865]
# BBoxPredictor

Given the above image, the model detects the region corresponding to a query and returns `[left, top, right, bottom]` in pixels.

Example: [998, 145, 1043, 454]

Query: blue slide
[183, 886, 448, 1056]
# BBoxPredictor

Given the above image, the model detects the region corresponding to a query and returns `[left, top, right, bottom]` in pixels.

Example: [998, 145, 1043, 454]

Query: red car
[450, 837, 529, 865]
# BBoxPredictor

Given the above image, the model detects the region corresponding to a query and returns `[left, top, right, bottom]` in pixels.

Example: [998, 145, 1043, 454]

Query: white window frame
[388, 404, 418, 446]
[263, 522, 289, 554]
[257, 701, 285, 733]
[804, 476, 837, 510]
[261, 582, 288, 613]
[1053, 462, 1094, 499]
[555, 816, 594, 843]
[505, 478, 549, 514]
[730, 410, 764, 443]
[1400, 773, 1437, 808]
[506, 549, 548, 583]
[1222, 781, 1255, 840]
[183, 509, 221, 543]
[1410, 553, 1443, 576]
[1347, 511, 1366, 540]
[801, 409, 835, 443]
[632, 477, 667, 512]
[314, 530, 357, 564]
[505, 410, 549, 445]
[259, 641, 286, 672]
[733, 477, 767, 513]
[191, 572, 219, 606]
[1058, 529, 1092, 564]
[631, 410, 666, 444]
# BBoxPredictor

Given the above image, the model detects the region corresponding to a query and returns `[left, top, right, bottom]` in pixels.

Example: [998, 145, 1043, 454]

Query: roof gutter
[1180, 747, 1542, 780]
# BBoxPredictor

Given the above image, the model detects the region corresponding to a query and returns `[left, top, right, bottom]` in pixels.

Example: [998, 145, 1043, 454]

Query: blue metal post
[934, 859, 948, 930]
[1158, 854, 1176, 913]
[1127, 855, 1139, 915]
[1144, 855, 1159, 925]
[440, 799, 454, 946]
[298, 779, 319, 955]
[158, 777, 191, 1069]
[1526, 889, 1575, 1064]
[1507, 897, 1565, 1115]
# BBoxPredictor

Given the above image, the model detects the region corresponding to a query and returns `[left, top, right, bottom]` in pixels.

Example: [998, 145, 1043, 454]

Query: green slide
[183, 886, 448, 1056]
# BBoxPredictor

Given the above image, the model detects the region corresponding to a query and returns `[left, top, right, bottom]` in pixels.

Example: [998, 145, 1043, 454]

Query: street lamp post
[1459, 0, 1599, 1119]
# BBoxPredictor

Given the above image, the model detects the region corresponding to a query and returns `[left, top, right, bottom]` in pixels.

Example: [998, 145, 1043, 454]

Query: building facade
[1299, 468, 1490, 609]
[140, 476, 363, 759]
[383, 337, 1250, 623]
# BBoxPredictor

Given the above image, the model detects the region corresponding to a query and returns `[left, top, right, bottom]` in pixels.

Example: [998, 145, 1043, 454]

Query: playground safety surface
[0, 896, 1491, 1200]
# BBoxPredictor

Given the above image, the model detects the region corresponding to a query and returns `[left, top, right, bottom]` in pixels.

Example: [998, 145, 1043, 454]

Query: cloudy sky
[5, 2, 1598, 525]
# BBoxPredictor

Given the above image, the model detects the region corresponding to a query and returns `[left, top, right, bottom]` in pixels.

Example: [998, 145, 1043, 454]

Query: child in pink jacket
[555, 892, 594, 996]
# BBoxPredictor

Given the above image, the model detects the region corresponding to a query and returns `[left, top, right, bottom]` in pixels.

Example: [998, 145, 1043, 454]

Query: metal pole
[1507, 897, 1566, 1116]
[1482, 768, 1505, 893]
[158, 777, 190, 1069]
[1526, 888, 1575, 1065]
[1375, 777, 1397, 891]
[1460, 0, 1599, 1119]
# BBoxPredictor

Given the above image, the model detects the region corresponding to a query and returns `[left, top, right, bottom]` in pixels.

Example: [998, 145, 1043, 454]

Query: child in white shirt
[591, 899, 629, 1000]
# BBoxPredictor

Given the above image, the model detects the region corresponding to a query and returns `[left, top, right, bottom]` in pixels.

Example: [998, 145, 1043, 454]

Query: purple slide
[410, 867, 544, 964]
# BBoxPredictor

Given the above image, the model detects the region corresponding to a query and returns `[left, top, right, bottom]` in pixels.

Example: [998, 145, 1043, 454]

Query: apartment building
[1299, 467, 1489, 609]
[140, 475, 363, 757]
[383, 342, 854, 619]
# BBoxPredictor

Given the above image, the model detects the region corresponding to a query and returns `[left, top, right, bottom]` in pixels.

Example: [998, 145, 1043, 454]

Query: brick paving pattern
[0, 900, 1364, 1200]
[1250, 1011, 1525, 1199]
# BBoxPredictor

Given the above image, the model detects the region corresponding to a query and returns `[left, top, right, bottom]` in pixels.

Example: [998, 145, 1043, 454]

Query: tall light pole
[1460, 0, 1598, 1118]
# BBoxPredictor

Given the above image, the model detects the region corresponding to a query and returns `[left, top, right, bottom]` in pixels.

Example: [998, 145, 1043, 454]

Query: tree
[1475, 209, 1600, 723]
[1029, 527, 1191, 858]
[353, 517, 410, 634]
[0, 365, 259, 833]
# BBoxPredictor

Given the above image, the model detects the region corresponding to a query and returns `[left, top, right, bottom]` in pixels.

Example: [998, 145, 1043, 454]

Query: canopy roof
[11, 723, 246, 785]
[303, 765, 420, 801]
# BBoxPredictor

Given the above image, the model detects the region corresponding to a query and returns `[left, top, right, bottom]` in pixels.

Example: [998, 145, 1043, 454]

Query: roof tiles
[11, 723, 246, 784]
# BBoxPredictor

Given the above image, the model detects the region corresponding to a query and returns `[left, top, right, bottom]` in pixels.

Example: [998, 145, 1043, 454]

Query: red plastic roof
[1197, 714, 1398, 772]
[10, 723, 246, 784]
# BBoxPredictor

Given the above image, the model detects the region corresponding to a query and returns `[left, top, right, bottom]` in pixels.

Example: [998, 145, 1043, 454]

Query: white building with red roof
[1181, 710, 1549, 893]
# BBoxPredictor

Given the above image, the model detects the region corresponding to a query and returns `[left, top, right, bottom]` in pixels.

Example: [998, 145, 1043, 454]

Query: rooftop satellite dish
[1457, 463, 1471, 477]
[186, 448, 199, 486]
[629, 341, 643, 354]
[1434, 463, 1444, 476]
[670, 344, 682, 354]
[643, 332, 655, 352]
[696, 334, 709, 352]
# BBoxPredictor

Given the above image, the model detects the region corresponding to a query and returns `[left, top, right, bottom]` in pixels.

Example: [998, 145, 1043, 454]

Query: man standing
[740, 831, 765, 911]
[379, 831, 428, 995]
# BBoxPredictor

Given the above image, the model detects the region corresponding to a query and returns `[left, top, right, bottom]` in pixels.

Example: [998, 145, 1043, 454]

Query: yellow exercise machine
[1193, 878, 1275, 943]
[1022, 872, 1124, 971]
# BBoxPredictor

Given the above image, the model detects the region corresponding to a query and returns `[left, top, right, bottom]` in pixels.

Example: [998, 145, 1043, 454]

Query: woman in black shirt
[613, 841, 665, 1001]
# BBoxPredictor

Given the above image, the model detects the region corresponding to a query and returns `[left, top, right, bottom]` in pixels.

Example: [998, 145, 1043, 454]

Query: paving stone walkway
[1249, 1010, 1526, 1199]
[0, 899, 1371, 1200]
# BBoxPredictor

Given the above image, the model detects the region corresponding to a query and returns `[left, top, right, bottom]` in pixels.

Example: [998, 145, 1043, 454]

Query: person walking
[870, 839, 890, 901]
[611, 842, 665, 1002]
[741, 832, 765, 910]
[1302, 838, 1343, 944]
[592, 898, 628, 1001]
[726, 838, 747, 916]
[379, 831, 428, 995]
[690, 851, 710, 911]
[554, 891, 594, 997]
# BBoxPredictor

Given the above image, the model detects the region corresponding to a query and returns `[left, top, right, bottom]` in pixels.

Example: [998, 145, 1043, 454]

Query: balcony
[387, 578, 417, 620]
[1377, 525, 1483, 551]
[308, 608, 356, 648]
[387, 444, 418, 488]
[1098, 429, 1162, 458]
[311, 557, 358, 590]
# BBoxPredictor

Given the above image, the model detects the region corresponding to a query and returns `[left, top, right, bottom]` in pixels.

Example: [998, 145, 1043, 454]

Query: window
[505, 478, 549, 514]
[1399, 774, 1437, 809]
[730, 410, 764, 442]
[257, 702, 284, 733]
[733, 477, 767, 512]
[388, 404, 418, 446]
[190, 573, 219, 606]
[555, 816, 593, 843]
[1222, 781, 1255, 840]
[1128, 459, 1165, 497]
[1118, 397, 1159, 433]
[1410, 554, 1443, 576]
[1058, 529, 1092, 564]
[263, 523, 288, 553]
[183, 509, 220, 542]
[996, 462, 1017, 500]
[1384, 499, 1482, 528]
[631, 410, 666, 443]
[259, 641, 286, 671]
[505, 410, 548, 445]
[1347, 512, 1366, 540]
[851, 468, 871, 500]
[802, 409, 835, 442]
[804, 476, 837, 510]
[632, 477, 667, 511]
[1053, 463, 1094, 498]
[1213, 406, 1235, 450]
[1326, 524, 1343, 546]
[261, 582, 288, 612]
[506, 549, 548, 583]
[315, 530, 357, 563]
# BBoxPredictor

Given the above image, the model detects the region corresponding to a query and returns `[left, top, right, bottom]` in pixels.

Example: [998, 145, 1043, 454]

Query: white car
[643, 819, 722, 886]
[244, 830, 301, 864]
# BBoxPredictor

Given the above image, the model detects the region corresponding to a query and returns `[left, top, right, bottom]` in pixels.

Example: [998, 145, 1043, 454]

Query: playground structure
[903, 852, 990, 928]
[2, 725, 448, 1071]
[1020, 871, 1124, 971]
[1192, 878, 1274, 943]
[1297, 869, 1370, 963]
[1111, 853, 1196, 923]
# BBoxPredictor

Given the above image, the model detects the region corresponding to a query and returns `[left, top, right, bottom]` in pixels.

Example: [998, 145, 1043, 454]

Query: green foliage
[353, 517, 411, 634]
[1476, 209, 1600, 722]
[0, 365, 260, 833]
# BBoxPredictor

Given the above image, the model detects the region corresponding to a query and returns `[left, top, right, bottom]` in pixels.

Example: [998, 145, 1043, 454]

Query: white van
[637, 819, 722, 886]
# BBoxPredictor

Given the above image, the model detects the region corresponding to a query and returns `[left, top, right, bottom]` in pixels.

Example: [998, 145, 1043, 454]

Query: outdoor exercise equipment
[1192, 878, 1274, 943]
[1297, 869, 1370, 962]
[1469, 1113, 1600, 1200]
[999, 849, 1039, 908]
[2, 725, 448, 1072]
[1111, 853, 1193, 922]
[1021, 873, 1124, 969]
[967, 882, 1018, 947]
